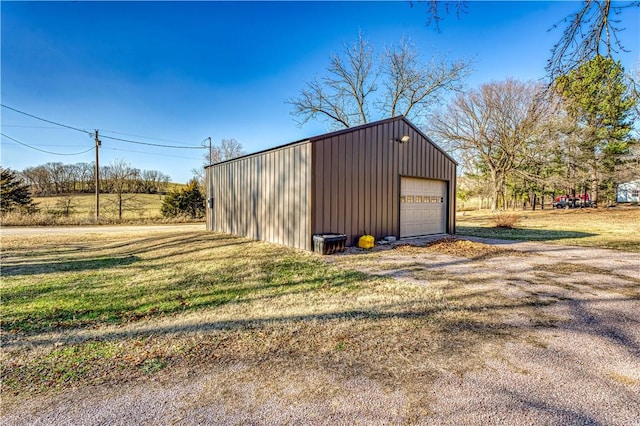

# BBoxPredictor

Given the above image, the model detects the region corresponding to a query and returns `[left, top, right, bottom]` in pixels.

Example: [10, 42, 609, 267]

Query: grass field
[1, 228, 541, 417]
[2, 191, 201, 226]
[2, 209, 639, 420]
[34, 193, 165, 219]
[456, 206, 640, 252]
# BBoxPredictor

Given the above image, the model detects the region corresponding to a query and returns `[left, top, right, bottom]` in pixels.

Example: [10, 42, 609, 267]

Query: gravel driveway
[422, 241, 640, 425]
[2, 236, 639, 425]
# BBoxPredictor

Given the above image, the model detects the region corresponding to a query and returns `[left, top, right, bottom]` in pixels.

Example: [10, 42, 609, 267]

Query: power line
[1, 103, 206, 150]
[0, 133, 94, 156]
[1, 124, 70, 129]
[31, 144, 90, 148]
[100, 134, 206, 149]
[1, 104, 91, 135]
[99, 129, 193, 146]
[103, 146, 203, 161]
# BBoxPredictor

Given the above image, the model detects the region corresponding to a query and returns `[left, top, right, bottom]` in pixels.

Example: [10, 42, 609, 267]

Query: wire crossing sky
[1, 1, 638, 183]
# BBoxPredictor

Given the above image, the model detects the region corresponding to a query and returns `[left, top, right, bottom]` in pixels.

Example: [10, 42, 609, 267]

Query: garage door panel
[400, 177, 447, 237]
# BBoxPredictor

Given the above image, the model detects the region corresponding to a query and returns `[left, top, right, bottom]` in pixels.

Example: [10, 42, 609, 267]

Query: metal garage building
[205, 116, 457, 250]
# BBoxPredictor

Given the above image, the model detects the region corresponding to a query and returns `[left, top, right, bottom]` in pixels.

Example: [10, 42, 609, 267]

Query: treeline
[431, 56, 639, 210]
[19, 161, 171, 197]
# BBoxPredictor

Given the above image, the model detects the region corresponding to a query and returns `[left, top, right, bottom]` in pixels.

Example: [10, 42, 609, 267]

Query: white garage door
[400, 177, 447, 238]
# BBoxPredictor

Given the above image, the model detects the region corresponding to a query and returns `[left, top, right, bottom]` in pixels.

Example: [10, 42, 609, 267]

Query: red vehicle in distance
[552, 193, 593, 208]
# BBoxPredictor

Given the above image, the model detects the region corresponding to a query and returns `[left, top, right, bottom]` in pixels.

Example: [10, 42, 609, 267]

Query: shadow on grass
[9, 294, 640, 362]
[2, 233, 252, 278]
[456, 226, 597, 242]
[1, 255, 140, 277]
[1, 259, 366, 335]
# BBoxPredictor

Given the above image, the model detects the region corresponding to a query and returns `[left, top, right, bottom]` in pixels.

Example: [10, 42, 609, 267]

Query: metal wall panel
[206, 142, 312, 250]
[311, 117, 456, 246]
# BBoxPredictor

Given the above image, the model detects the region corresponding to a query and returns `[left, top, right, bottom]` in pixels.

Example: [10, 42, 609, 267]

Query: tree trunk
[491, 193, 499, 212]
[490, 172, 504, 212]
[591, 158, 599, 207]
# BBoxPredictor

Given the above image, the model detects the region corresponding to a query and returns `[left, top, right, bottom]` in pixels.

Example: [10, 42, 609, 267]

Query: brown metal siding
[311, 118, 456, 245]
[206, 142, 312, 250]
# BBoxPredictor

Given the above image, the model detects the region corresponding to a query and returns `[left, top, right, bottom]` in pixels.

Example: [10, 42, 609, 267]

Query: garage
[400, 177, 447, 237]
[206, 116, 457, 250]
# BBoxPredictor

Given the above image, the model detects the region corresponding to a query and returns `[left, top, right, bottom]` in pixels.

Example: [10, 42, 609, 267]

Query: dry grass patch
[535, 262, 640, 298]
[457, 207, 640, 252]
[1, 193, 203, 226]
[492, 213, 520, 228]
[607, 371, 638, 385]
[3, 291, 517, 416]
[536, 262, 614, 276]
[393, 237, 527, 260]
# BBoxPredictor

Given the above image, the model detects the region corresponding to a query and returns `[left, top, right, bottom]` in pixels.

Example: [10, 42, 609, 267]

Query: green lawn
[1, 231, 364, 334]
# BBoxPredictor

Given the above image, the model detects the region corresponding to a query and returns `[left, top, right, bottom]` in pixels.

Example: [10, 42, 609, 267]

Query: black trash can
[313, 234, 347, 255]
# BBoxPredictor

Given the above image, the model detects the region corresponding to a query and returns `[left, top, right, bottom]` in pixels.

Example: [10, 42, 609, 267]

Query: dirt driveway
[2, 236, 639, 425]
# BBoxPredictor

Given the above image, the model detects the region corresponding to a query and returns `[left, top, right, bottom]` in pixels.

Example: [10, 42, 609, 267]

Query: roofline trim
[402, 117, 459, 166]
[309, 116, 458, 166]
[204, 138, 311, 169]
[205, 115, 457, 169]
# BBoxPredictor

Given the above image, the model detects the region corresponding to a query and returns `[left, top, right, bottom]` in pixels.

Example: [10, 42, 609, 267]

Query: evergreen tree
[554, 55, 637, 204]
[161, 179, 205, 219]
[0, 168, 38, 214]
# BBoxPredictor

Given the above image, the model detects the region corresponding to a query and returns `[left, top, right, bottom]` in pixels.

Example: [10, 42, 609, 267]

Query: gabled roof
[205, 115, 457, 168]
[308, 115, 458, 165]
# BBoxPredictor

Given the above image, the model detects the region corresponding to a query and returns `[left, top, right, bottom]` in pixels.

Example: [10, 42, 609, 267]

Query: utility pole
[94, 130, 101, 220]
[208, 137, 212, 164]
[201, 136, 212, 164]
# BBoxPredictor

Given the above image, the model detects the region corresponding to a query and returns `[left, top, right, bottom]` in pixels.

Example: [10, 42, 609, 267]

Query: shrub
[492, 213, 520, 229]
[161, 179, 205, 219]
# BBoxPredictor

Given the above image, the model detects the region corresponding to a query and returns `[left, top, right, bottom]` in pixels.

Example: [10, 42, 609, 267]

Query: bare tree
[410, 0, 468, 30]
[19, 161, 171, 200]
[194, 138, 246, 184]
[103, 158, 140, 220]
[76, 162, 94, 192]
[547, 0, 639, 79]
[65, 163, 80, 193]
[55, 194, 78, 217]
[210, 138, 246, 164]
[288, 33, 472, 129]
[381, 37, 471, 121]
[430, 79, 554, 211]
[289, 32, 377, 129]
[22, 162, 73, 195]
[141, 170, 170, 194]
[45, 162, 69, 195]
[20, 165, 51, 196]
[409, 1, 636, 85]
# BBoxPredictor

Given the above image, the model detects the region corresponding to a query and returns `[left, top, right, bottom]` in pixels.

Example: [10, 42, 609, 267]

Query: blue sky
[2, 1, 638, 183]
